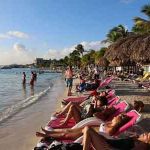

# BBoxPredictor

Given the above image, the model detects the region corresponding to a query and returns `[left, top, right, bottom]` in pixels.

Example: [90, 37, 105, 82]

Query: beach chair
[72, 100, 130, 129]
[114, 109, 142, 136]
[48, 93, 118, 129]
[62, 96, 88, 104]
[62, 89, 115, 105]
[82, 76, 114, 95]
[108, 96, 120, 106]
[45, 100, 129, 130]
[98, 76, 114, 89]
[74, 109, 142, 144]
[35, 101, 131, 149]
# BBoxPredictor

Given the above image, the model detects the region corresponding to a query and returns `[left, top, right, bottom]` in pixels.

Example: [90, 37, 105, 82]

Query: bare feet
[36, 132, 46, 137]
[41, 127, 48, 133]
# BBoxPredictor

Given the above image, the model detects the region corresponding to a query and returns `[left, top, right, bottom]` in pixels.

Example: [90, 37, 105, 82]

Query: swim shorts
[66, 78, 73, 87]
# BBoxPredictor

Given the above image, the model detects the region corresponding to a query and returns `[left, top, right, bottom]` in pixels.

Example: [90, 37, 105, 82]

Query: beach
[0, 74, 149, 150]
[54, 78, 150, 133]
[0, 76, 66, 150]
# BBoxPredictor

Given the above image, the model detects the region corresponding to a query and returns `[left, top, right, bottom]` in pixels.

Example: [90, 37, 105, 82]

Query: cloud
[80, 41, 109, 51]
[13, 43, 26, 52]
[120, 0, 136, 4]
[44, 40, 110, 60]
[7, 31, 29, 39]
[0, 40, 110, 65]
[0, 31, 29, 40]
[0, 34, 10, 39]
[0, 43, 34, 65]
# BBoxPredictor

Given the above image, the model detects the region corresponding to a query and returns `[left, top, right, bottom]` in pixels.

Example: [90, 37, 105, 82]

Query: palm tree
[75, 44, 84, 56]
[141, 4, 150, 17]
[95, 47, 107, 64]
[69, 50, 81, 68]
[132, 4, 150, 34]
[106, 25, 128, 43]
[81, 54, 90, 67]
[63, 56, 69, 66]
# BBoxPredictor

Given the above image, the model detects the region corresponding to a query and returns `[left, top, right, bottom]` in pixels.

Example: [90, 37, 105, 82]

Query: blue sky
[0, 0, 149, 65]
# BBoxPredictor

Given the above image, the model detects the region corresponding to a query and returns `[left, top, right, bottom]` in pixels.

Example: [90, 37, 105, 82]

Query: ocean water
[0, 68, 61, 123]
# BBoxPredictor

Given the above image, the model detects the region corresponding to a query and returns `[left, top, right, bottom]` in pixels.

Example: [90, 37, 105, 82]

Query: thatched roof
[104, 34, 150, 66]
[98, 57, 109, 67]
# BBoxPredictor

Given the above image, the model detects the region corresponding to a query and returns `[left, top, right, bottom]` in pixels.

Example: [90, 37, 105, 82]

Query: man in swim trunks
[65, 66, 73, 96]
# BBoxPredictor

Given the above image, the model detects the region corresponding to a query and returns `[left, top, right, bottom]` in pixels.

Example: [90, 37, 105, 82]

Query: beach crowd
[34, 66, 150, 150]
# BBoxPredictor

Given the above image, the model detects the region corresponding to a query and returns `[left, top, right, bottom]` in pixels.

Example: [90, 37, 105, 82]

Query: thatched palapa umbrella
[104, 34, 150, 66]
[98, 57, 109, 67]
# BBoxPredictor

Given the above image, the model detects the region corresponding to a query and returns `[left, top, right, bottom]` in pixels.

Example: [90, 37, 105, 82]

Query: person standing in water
[30, 71, 35, 86]
[22, 72, 26, 85]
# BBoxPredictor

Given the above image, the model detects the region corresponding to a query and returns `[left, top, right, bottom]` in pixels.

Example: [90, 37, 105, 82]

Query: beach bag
[49, 143, 82, 150]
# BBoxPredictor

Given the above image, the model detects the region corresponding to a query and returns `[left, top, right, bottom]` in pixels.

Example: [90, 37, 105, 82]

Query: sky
[0, 0, 149, 65]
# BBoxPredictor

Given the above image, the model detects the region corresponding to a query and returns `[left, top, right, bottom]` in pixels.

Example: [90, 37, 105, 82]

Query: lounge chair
[114, 109, 142, 136]
[82, 76, 114, 95]
[74, 109, 142, 143]
[44, 100, 129, 130]
[35, 101, 132, 149]
[62, 89, 115, 105]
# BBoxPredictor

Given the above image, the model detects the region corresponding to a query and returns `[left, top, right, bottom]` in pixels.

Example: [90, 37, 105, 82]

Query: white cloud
[0, 31, 29, 40]
[80, 41, 109, 51]
[7, 31, 29, 39]
[0, 43, 34, 65]
[44, 40, 110, 60]
[0, 34, 10, 39]
[0, 40, 109, 65]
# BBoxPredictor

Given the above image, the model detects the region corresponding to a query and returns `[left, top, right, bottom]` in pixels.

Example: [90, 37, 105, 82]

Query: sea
[0, 68, 65, 150]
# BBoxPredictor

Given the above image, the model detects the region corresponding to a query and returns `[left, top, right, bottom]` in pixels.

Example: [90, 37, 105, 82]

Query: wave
[0, 86, 51, 123]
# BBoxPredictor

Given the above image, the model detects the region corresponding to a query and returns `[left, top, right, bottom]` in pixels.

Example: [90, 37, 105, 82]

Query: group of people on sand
[64, 65, 103, 96]
[34, 67, 150, 150]
[35, 89, 150, 150]
[22, 71, 37, 86]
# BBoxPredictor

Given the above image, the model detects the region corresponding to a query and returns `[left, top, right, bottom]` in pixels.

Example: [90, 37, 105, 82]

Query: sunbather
[54, 90, 108, 118]
[57, 96, 108, 126]
[82, 126, 150, 150]
[36, 113, 129, 140]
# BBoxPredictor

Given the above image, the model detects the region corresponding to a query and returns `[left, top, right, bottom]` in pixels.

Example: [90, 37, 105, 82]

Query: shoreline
[0, 76, 149, 150]
[0, 77, 66, 150]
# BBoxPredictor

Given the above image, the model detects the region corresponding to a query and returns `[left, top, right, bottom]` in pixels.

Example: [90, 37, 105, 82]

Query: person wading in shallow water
[65, 66, 73, 96]
[22, 72, 26, 85]
[30, 71, 35, 86]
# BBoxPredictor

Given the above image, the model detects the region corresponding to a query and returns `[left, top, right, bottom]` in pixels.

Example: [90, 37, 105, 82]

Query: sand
[1, 76, 149, 150]
[32, 77, 150, 149]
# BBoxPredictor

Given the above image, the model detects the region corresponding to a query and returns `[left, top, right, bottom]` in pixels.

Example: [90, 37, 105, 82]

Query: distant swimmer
[22, 72, 26, 84]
